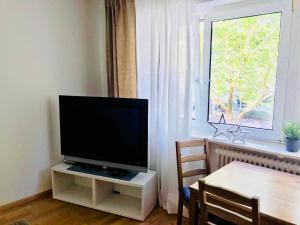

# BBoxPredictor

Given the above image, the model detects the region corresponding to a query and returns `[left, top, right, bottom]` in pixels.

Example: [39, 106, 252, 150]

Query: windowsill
[191, 133, 300, 161]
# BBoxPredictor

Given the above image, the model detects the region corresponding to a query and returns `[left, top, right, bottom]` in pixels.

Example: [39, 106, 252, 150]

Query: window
[208, 13, 281, 130]
[194, 0, 292, 141]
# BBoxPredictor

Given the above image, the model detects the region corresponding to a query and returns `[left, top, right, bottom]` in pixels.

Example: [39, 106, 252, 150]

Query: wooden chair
[175, 139, 210, 225]
[198, 179, 260, 225]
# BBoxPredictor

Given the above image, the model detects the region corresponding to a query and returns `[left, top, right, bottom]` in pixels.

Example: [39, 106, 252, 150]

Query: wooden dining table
[189, 161, 300, 225]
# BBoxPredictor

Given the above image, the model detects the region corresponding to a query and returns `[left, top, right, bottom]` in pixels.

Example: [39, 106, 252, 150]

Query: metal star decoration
[209, 114, 234, 140]
[230, 126, 248, 144]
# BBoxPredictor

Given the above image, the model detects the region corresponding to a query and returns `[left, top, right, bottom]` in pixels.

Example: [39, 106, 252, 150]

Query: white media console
[52, 163, 158, 221]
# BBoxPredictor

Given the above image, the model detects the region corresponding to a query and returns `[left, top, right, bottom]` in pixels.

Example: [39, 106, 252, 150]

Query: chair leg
[177, 196, 183, 225]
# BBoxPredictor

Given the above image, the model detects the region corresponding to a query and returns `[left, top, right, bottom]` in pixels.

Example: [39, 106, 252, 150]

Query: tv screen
[59, 96, 148, 172]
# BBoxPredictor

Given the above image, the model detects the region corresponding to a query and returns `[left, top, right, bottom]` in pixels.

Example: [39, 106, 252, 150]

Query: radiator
[216, 147, 300, 175]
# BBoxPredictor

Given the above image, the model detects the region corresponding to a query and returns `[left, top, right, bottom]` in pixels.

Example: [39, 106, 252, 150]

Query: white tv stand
[52, 163, 157, 221]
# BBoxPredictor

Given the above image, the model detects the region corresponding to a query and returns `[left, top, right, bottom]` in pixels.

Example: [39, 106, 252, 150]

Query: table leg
[189, 189, 198, 225]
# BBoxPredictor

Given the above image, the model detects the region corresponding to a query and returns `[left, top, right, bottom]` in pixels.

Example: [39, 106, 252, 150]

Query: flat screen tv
[59, 95, 148, 172]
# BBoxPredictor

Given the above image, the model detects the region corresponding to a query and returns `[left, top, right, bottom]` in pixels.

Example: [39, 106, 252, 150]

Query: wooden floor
[0, 195, 188, 225]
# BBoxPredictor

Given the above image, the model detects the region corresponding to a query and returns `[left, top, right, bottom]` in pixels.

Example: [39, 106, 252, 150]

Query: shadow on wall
[86, 0, 108, 96]
[37, 167, 53, 191]
[47, 97, 63, 167]
[28, 97, 62, 193]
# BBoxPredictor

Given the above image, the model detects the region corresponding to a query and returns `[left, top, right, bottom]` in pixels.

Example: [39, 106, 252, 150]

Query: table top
[190, 161, 300, 225]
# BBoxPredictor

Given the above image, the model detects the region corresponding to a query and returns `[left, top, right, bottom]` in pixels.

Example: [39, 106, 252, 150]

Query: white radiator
[216, 147, 300, 175]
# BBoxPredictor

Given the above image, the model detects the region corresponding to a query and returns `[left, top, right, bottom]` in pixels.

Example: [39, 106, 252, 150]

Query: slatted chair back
[175, 139, 210, 194]
[198, 179, 260, 225]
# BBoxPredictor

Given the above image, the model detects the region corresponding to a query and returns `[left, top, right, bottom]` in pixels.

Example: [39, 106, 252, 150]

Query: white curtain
[135, 0, 200, 213]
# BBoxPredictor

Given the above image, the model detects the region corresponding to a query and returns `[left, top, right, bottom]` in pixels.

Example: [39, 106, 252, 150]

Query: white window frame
[194, 0, 293, 142]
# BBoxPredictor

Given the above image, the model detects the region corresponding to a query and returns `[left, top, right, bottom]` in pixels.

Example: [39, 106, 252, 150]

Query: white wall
[0, 0, 106, 206]
[86, 0, 108, 96]
[294, 12, 300, 121]
[285, 2, 300, 122]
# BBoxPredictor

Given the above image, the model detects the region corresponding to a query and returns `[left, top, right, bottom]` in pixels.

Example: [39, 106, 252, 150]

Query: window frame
[194, 0, 293, 142]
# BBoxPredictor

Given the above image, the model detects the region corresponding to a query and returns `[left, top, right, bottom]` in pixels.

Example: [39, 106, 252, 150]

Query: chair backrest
[198, 179, 260, 225]
[175, 139, 210, 192]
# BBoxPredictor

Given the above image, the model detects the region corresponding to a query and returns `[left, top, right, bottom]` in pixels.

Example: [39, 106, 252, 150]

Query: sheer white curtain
[135, 0, 200, 213]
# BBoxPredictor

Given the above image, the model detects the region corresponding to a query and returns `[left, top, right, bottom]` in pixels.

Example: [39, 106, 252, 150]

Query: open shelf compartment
[52, 171, 93, 207]
[94, 180, 143, 220]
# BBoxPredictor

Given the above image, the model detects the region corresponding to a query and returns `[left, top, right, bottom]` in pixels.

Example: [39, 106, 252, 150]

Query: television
[59, 96, 148, 172]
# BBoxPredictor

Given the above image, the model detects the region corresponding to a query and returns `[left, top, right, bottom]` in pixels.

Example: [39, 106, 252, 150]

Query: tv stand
[67, 163, 138, 181]
[52, 163, 157, 221]
[109, 168, 129, 178]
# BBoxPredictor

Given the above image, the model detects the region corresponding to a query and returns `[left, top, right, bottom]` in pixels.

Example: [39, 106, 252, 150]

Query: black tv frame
[59, 95, 148, 173]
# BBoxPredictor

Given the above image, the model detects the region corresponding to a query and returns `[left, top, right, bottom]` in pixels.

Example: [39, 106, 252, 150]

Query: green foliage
[244, 110, 268, 120]
[209, 13, 281, 126]
[283, 122, 300, 140]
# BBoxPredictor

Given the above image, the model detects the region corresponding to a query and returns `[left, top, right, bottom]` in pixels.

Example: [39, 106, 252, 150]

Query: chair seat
[182, 186, 234, 225]
[182, 186, 191, 203]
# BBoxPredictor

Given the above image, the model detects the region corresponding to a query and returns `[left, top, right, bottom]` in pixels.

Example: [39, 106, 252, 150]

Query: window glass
[208, 13, 282, 130]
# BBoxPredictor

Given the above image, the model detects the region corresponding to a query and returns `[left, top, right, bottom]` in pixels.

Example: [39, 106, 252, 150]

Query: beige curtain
[293, 0, 298, 11]
[105, 0, 137, 98]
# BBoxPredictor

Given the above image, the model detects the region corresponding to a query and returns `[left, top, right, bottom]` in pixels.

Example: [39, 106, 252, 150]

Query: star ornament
[230, 126, 248, 144]
[209, 114, 234, 139]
